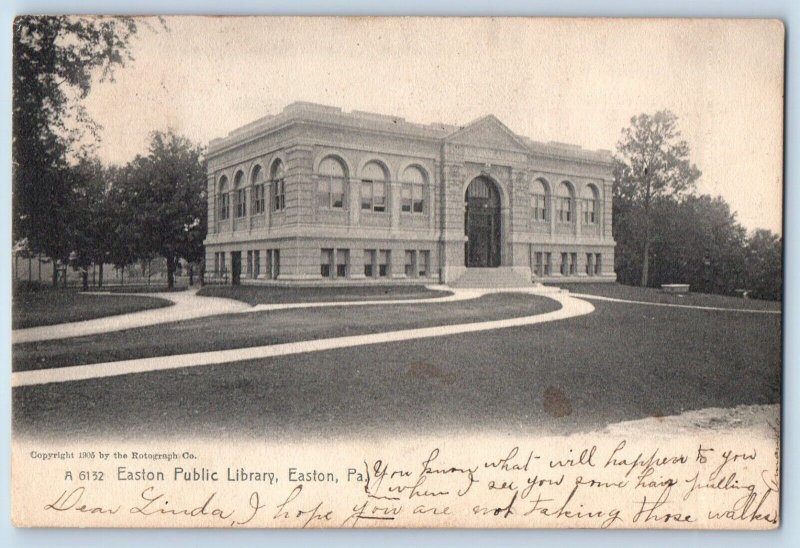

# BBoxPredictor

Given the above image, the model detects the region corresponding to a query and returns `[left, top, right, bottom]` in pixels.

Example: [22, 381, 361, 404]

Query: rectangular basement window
[364, 249, 376, 278]
[321, 248, 333, 278]
[419, 250, 430, 277]
[379, 250, 390, 277]
[336, 249, 349, 278]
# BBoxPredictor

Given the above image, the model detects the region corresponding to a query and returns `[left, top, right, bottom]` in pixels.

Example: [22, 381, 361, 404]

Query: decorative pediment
[445, 115, 530, 154]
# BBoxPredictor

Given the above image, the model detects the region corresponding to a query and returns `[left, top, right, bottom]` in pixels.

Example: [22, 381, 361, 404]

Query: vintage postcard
[11, 17, 783, 528]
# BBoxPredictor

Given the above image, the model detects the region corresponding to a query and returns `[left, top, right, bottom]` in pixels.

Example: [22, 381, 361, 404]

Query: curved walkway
[11, 292, 594, 387]
[570, 293, 782, 314]
[12, 285, 481, 344]
[12, 289, 253, 344]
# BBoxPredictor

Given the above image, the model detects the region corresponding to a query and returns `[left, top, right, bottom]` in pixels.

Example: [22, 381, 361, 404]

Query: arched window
[582, 184, 599, 224]
[360, 161, 387, 213]
[317, 156, 347, 209]
[531, 179, 549, 222]
[233, 171, 246, 218]
[270, 159, 285, 211]
[556, 182, 574, 223]
[218, 176, 230, 221]
[251, 165, 265, 215]
[401, 166, 427, 214]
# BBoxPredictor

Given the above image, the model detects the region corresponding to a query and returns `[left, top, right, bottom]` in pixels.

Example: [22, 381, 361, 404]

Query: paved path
[570, 293, 782, 314]
[12, 291, 593, 387]
[11, 289, 253, 344]
[12, 285, 500, 344]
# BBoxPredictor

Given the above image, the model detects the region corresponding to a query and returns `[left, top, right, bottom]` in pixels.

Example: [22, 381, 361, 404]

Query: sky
[80, 17, 784, 233]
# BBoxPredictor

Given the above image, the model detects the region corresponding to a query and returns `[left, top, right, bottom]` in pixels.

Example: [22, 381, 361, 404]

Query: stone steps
[450, 267, 537, 288]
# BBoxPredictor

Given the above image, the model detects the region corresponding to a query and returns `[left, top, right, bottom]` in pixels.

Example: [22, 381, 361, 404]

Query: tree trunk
[81, 270, 89, 291]
[52, 260, 58, 288]
[147, 259, 152, 286]
[188, 264, 194, 286]
[640, 207, 652, 287]
[98, 263, 104, 288]
[167, 255, 175, 289]
[640, 239, 650, 287]
[62, 265, 67, 288]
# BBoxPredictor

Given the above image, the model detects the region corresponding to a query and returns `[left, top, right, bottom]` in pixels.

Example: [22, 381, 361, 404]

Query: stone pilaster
[440, 159, 467, 281]
[603, 178, 614, 241]
[284, 145, 314, 227]
[207, 175, 217, 233]
[350, 179, 361, 227]
[349, 248, 366, 279]
[390, 180, 401, 230]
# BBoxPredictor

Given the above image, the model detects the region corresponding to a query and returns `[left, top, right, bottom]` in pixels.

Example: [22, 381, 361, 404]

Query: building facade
[204, 102, 616, 285]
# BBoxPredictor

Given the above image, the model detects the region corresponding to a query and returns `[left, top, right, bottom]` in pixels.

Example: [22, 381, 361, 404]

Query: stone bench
[661, 283, 690, 294]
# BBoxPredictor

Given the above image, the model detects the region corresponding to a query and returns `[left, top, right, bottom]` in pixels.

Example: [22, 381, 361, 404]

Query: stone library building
[204, 102, 616, 286]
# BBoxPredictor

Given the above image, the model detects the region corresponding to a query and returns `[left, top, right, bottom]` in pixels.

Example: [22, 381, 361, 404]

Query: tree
[614, 111, 701, 286]
[68, 158, 103, 289]
[744, 229, 782, 301]
[121, 132, 207, 289]
[13, 16, 140, 285]
[68, 157, 121, 289]
[650, 195, 747, 295]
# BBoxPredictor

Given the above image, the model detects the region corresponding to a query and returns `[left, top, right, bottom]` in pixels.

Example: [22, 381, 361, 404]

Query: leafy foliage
[744, 230, 782, 301]
[112, 132, 207, 288]
[613, 111, 782, 301]
[613, 111, 701, 286]
[13, 16, 139, 281]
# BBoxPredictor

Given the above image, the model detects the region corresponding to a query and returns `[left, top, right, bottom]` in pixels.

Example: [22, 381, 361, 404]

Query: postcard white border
[1, 1, 795, 547]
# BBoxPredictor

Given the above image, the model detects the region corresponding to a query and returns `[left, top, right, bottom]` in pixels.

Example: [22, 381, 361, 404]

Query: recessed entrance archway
[464, 176, 501, 267]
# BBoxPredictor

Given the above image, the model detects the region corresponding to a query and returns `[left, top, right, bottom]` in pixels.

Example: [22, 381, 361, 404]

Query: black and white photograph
[10, 16, 783, 528]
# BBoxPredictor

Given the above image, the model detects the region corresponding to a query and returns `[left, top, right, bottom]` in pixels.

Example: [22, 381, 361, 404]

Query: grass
[13, 297, 780, 440]
[12, 289, 174, 329]
[13, 293, 561, 371]
[556, 282, 782, 311]
[91, 284, 188, 294]
[196, 284, 451, 305]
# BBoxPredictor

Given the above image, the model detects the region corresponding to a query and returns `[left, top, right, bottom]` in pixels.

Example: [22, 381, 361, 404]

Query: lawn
[13, 295, 780, 440]
[197, 284, 451, 305]
[13, 293, 561, 371]
[12, 289, 174, 329]
[92, 284, 188, 294]
[556, 282, 782, 311]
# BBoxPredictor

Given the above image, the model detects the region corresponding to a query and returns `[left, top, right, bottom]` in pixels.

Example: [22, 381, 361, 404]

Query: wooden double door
[464, 177, 501, 268]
